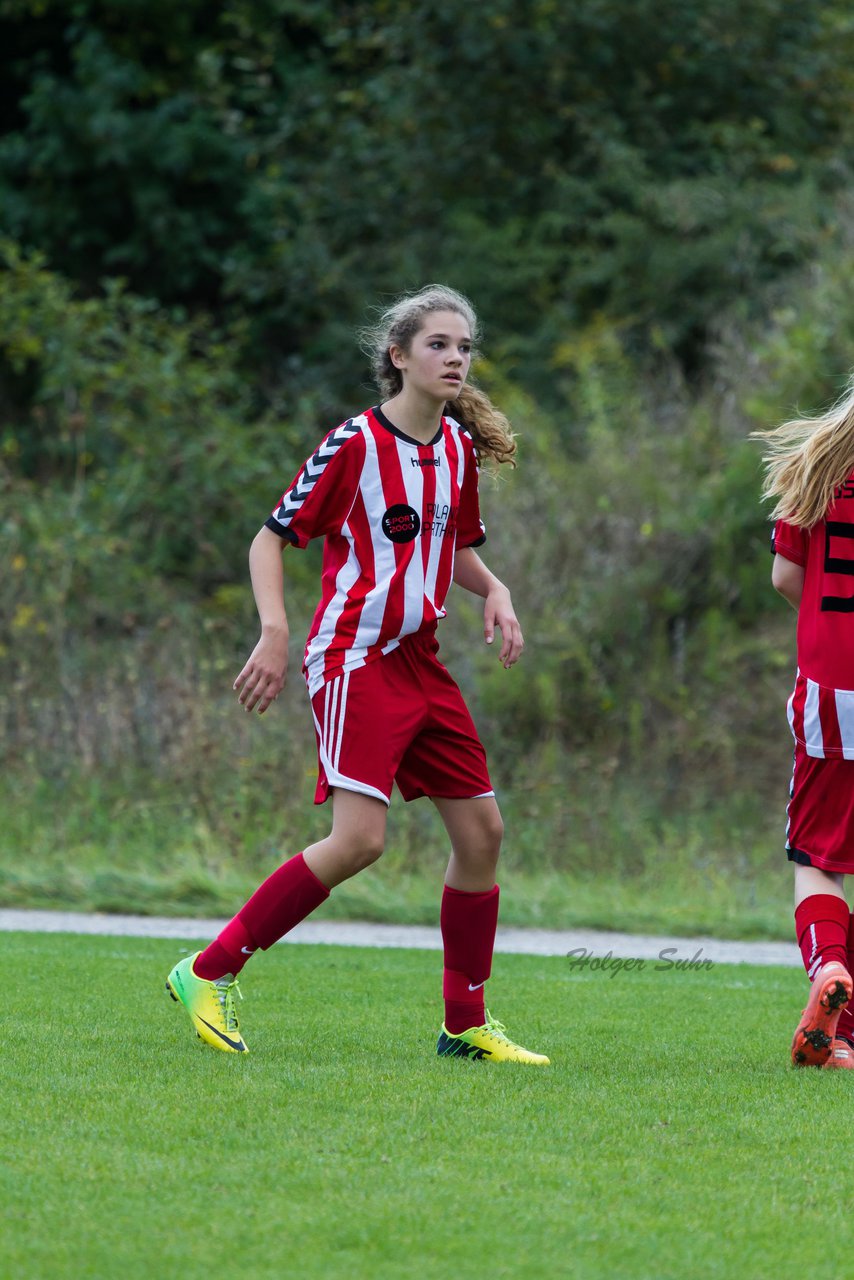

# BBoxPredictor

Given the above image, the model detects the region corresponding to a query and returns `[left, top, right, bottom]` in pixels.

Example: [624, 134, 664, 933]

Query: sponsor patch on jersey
[382, 504, 421, 543]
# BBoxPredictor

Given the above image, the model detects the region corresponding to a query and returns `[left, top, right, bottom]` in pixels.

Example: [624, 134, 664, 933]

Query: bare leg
[302, 787, 389, 889]
[433, 795, 504, 891]
[794, 864, 846, 908]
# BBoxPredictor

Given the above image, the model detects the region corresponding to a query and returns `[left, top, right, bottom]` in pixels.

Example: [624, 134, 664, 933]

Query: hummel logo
[467, 981, 485, 992]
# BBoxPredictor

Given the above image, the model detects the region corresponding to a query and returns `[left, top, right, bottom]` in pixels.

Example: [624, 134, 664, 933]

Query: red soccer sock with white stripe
[195, 852, 329, 981]
[834, 911, 854, 1044]
[794, 894, 850, 983]
[441, 884, 500, 1035]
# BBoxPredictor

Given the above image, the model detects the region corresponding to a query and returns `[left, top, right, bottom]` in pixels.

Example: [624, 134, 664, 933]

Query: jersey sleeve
[772, 518, 808, 567]
[456, 440, 486, 549]
[265, 419, 364, 548]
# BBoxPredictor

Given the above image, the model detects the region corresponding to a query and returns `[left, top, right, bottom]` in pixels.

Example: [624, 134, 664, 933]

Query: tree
[1, 0, 852, 400]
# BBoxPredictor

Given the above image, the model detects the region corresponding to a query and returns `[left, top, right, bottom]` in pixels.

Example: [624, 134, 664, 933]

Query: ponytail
[449, 382, 516, 468]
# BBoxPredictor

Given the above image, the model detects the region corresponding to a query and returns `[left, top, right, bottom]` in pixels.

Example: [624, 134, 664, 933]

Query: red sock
[835, 912, 854, 1043]
[794, 894, 850, 981]
[441, 884, 499, 1034]
[195, 853, 329, 981]
[195, 917, 255, 980]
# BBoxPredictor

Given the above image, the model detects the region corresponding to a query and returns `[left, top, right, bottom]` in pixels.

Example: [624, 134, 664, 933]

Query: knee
[481, 812, 504, 861]
[340, 831, 385, 875]
[465, 808, 504, 866]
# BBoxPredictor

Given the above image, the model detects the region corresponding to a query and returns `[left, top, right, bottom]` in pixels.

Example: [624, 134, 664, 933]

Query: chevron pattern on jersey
[274, 418, 362, 526]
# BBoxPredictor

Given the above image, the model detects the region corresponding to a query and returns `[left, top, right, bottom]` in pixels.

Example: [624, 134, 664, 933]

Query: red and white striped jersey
[265, 406, 486, 696]
[774, 475, 854, 758]
[786, 674, 854, 761]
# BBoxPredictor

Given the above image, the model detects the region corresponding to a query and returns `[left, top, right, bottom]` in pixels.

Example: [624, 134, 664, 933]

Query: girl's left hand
[484, 587, 524, 668]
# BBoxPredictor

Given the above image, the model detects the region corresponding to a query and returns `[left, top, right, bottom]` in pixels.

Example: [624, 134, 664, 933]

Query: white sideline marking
[0, 909, 801, 966]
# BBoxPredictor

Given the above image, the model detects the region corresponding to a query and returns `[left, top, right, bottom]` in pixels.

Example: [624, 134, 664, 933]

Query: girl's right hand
[233, 624, 289, 714]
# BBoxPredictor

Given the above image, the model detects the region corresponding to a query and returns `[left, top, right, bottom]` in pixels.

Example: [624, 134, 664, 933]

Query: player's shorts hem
[786, 844, 854, 875]
[399, 786, 496, 803]
[786, 743, 854, 870]
[315, 777, 391, 807]
[429, 789, 495, 801]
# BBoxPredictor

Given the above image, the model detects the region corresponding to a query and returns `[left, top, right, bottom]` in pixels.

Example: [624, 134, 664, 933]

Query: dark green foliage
[4, 2, 854, 869]
[0, 233, 845, 794]
[1, 0, 852, 397]
[0, 242, 305, 640]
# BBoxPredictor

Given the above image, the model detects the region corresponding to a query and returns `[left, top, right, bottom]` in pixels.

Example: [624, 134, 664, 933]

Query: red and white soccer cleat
[791, 961, 853, 1067]
[823, 1038, 854, 1070]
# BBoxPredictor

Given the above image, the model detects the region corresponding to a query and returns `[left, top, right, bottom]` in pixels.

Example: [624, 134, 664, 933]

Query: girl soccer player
[166, 284, 549, 1065]
[756, 380, 854, 1069]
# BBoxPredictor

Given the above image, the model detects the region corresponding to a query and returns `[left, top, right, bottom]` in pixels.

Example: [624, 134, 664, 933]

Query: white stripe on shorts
[312, 673, 389, 807]
[327, 675, 341, 765]
[333, 671, 350, 772]
[802, 680, 825, 759]
[836, 687, 854, 760]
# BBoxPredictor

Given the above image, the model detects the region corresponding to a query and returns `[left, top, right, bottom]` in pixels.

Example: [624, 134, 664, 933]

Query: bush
[0, 241, 313, 649]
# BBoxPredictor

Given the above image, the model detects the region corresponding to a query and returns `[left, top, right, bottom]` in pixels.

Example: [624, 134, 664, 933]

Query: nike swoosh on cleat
[197, 1016, 246, 1052]
[437, 1031, 491, 1061]
[458, 1042, 490, 1060]
[467, 981, 485, 991]
[241, 947, 256, 955]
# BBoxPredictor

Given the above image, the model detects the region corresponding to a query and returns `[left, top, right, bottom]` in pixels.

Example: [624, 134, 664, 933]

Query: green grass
[2, 933, 853, 1279]
[0, 860, 795, 941]
[0, 770, 795, 940]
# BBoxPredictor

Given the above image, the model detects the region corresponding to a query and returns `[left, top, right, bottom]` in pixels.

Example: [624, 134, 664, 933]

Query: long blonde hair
[752, 379, 854, 527]
[362, 284, 517, 467]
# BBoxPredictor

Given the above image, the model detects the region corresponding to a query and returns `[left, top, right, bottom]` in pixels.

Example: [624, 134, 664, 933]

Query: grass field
[2, 932, 853, 1279]
[0, 772, 795, 940]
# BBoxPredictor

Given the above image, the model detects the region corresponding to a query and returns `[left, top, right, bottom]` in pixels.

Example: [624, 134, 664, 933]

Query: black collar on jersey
[373, 404, 443, 448]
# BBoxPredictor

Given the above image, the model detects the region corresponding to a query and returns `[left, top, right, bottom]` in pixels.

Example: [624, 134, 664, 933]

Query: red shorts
[308, 632, 494, 806]
[786, 742, 854, 873]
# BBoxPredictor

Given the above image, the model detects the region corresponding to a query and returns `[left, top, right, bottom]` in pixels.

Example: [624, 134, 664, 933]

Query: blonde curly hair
[362, 284, 517, 467]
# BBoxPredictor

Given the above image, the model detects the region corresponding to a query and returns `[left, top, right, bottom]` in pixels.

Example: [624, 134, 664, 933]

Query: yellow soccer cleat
[437, 1011, 549, 1065]
[166, 952, 249, 1053]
